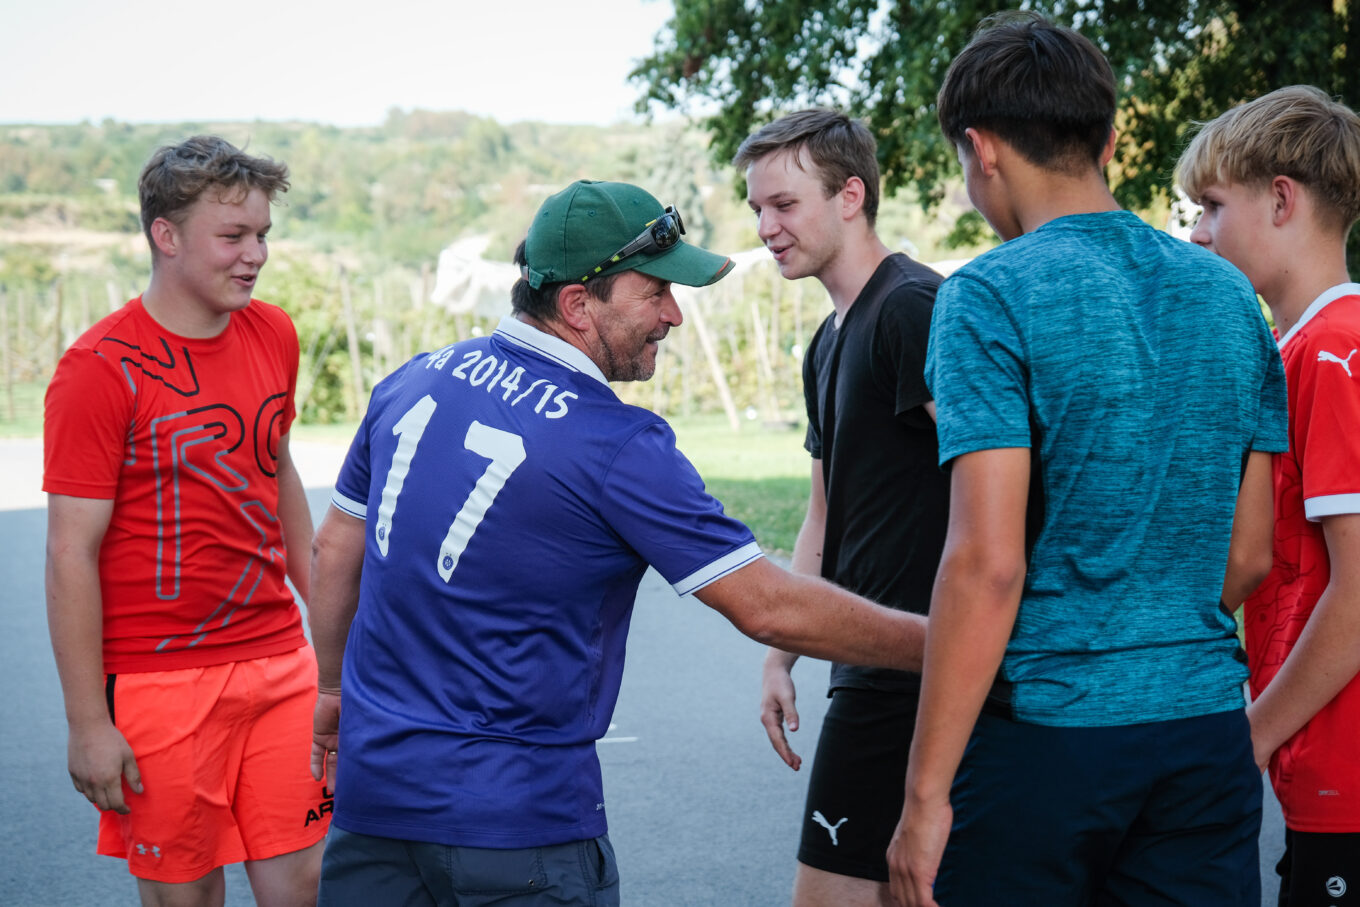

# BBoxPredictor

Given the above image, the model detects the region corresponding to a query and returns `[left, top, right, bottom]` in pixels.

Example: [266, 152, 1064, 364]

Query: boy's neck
[819, 229, 895, 326]
[142, 273, 232, 339]
[1265, 256, 1353, 338]
[1011, 166, 1121, 236]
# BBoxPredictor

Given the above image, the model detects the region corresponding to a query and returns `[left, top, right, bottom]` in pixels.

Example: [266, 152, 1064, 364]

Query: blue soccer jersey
[330, 317, 761, 848]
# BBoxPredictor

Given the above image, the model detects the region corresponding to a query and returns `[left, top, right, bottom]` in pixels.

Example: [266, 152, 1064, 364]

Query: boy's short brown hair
[137, 135, 290, 251]
[1177, 85, 1360, 232]
[732, 109, 882, 227]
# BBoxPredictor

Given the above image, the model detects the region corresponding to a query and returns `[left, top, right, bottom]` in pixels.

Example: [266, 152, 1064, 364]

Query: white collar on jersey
[494, 316, 609, 387]
[1278, 282, 1360, 350]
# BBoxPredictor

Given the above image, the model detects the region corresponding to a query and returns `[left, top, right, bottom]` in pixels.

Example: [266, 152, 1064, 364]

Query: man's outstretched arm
[697, 548, 926, 675]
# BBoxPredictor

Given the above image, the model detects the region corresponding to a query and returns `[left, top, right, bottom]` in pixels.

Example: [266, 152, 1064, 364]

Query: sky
[0, 0, 678, 127]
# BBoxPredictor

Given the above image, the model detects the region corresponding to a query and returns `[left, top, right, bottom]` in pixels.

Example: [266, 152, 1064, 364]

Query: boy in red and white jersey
[1180, 86, 1360, 906]
[44, 136, 327, 906]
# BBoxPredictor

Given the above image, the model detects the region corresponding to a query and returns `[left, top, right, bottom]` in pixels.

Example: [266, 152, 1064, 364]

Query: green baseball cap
[523, 180, 734, 289]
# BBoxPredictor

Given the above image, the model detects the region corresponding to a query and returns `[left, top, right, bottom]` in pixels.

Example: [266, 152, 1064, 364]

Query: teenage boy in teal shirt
[887, 13, 1288, 906]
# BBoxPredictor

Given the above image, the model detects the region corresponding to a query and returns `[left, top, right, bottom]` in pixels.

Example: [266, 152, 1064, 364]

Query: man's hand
[311, 689, 341, 784]
[887, 792, 952, 907]
[68, 720, 141, 814]
[759, 654, 802, 770]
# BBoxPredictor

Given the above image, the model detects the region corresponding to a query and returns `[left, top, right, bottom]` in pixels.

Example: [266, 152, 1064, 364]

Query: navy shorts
[796, 687, 916, 882]
[1276, 830, 1360, 906]
[317, 825, 620, 907]
[935, 708, 1262, 905]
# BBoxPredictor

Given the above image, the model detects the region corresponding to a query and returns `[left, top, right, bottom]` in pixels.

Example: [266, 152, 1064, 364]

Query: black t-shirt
[803, 253, 949, 694]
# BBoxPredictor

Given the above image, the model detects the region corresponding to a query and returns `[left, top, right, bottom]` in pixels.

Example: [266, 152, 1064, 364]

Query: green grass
[699, 475, 809, 556]
[670, 415, 811, 557]
[669, 416, 808, 480]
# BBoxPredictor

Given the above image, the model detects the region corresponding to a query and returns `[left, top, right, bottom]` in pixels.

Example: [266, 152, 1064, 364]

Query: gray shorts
[318, 825, 620, 907]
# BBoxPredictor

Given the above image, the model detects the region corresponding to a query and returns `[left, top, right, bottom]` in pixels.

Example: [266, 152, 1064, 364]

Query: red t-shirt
[44, 297, 306, 673]
[1245, 284, 1360, 832]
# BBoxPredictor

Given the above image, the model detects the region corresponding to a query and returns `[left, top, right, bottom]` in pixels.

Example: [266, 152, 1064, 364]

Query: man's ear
[840, 175, 866, 221]
[556, 283, 594, 333]
[1270, 175, 1299, 227]
[149, 217, 178, 258]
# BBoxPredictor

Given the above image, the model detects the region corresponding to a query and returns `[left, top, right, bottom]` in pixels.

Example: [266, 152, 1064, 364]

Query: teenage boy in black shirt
[736, 109, 948, 907]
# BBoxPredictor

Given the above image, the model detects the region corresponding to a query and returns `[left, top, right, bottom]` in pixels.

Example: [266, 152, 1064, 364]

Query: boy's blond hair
[1178, 85, 1360, 232]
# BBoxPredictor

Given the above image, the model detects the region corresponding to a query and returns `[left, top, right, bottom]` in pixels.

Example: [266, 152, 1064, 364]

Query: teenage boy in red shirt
[1180, 85, 1360, 907]
[45, 136, 327, 906]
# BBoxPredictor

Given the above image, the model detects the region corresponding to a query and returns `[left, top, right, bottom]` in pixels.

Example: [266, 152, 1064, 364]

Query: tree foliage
[633, 0, 1357, 219]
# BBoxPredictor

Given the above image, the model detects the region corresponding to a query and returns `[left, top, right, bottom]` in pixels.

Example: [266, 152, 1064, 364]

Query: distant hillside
[0, 111, 987, 430]
[0, 110, 983, 274]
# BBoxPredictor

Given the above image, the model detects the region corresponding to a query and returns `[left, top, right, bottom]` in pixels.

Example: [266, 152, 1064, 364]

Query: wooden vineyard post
[339, 269, 364, 420]
[684, 293, 739, 432]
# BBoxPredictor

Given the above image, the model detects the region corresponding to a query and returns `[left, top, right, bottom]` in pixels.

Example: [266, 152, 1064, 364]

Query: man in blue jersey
[307, 179, 932, 907]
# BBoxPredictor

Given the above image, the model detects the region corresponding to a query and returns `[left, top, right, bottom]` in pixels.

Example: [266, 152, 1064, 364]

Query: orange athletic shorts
[97, 645, 332, 883]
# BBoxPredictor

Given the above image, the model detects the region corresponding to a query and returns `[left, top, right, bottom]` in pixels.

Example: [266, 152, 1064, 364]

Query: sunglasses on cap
[580, 206, 686, 283]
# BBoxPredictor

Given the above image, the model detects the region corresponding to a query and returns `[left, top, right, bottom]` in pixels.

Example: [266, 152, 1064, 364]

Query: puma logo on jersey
[1317, 348, 1359, 377]
[811, 810, 848, 845]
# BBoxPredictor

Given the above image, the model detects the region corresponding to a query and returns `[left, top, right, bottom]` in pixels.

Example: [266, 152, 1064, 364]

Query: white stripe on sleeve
[1304, 492, 1360, 521]
[330, 490, 367, 519]
[672, 541, 765, 596]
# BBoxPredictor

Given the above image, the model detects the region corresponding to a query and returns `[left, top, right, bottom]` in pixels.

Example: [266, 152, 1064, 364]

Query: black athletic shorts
[1276, 829, 1360, 907]
[796, 687, 917, 882]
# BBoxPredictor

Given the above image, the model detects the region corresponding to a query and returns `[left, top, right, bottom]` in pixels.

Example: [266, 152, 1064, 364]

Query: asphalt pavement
[0, 439, 1284, 905]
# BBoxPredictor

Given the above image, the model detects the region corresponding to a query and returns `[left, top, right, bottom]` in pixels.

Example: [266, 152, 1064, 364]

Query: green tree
[633, 0, 1356, 247]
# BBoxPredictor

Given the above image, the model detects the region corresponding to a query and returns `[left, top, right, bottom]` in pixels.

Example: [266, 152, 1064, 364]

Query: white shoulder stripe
[331, 490, 367, 519]
[1304, 493, 1360, 521]
[672, 542, 765, 596]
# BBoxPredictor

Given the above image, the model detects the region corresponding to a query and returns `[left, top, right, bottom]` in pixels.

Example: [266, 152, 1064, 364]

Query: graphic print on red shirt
[44, 297, 305, 673]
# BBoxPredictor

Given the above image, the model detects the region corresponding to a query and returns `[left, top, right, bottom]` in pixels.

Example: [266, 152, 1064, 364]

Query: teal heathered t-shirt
[927, 210, 1288, 727]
